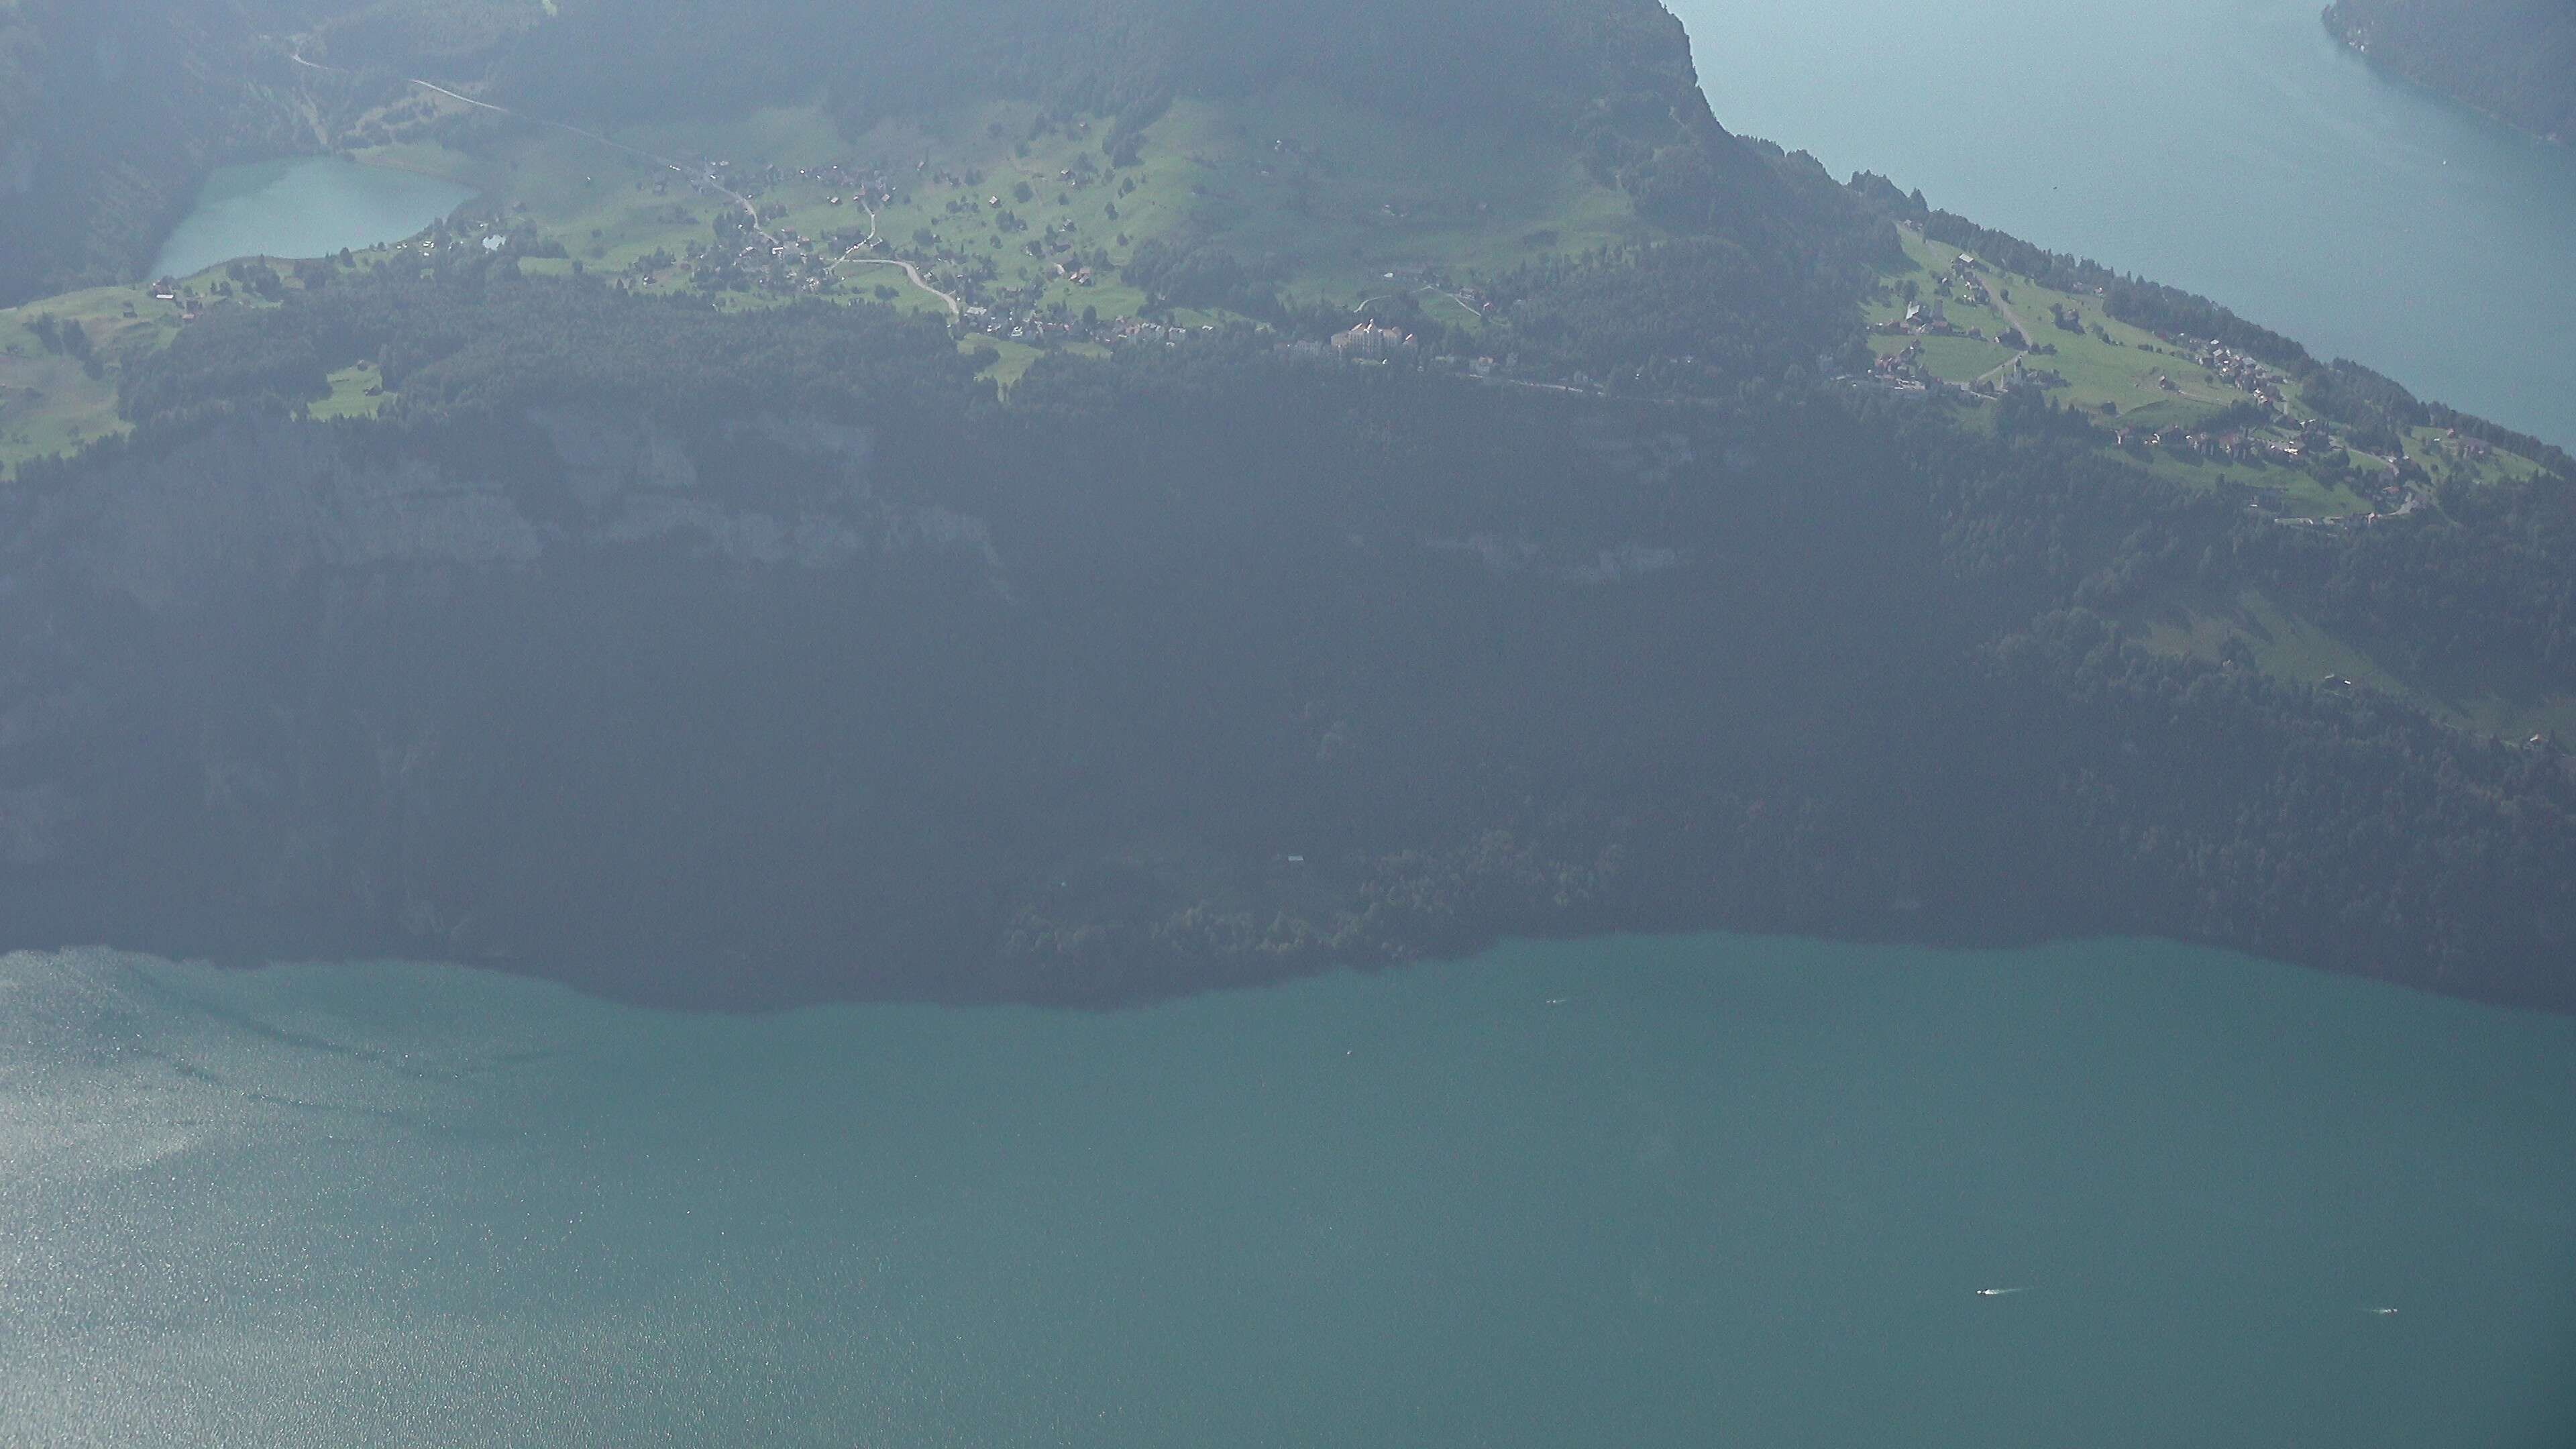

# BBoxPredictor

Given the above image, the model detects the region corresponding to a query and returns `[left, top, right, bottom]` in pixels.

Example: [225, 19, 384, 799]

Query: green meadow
[2137, 587, 2576, 742]
[1, 283, 182, 472]
[1867, 227, 2543, 517]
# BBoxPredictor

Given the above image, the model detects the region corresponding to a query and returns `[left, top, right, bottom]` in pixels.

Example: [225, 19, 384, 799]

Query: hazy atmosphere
[1, 0, 2571, 1441]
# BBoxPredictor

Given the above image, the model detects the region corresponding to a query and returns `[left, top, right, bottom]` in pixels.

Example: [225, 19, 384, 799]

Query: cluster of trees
[24, 314, 99, 380]
[26, 315, 88, 357]
[1965, 610, 2576, 1010]
[2325, 0, 2576, 143]
[1476, 234, 1874, 390]
[1120, 238, 1277, 317]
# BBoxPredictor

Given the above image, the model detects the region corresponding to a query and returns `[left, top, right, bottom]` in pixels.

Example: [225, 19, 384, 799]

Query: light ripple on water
[0, 940, 2571, 1448]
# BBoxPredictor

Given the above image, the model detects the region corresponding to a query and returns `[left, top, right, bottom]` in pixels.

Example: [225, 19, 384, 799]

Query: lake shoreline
[147, 154, 478, 282]
[7, 931, 2571, 1446]
[2321, 1, 2573, 153]
[116, 906, 2574, 1024]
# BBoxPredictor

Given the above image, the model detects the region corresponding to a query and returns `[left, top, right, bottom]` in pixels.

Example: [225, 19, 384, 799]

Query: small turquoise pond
[149, 155, 475, 280]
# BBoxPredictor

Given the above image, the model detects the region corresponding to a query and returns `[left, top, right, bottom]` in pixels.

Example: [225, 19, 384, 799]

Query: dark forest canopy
[2324, 0, 2576, 144]
[501, 0, 1709, 140]
[495, 0, 1837, 258]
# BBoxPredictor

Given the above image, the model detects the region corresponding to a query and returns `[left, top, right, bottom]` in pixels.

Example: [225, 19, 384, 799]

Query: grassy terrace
[0, 288, 142, 466]
[2135, 586, 2576, 743]
[1867, 227, 2548, 517]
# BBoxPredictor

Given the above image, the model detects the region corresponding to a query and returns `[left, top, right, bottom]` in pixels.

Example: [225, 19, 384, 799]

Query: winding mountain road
[833, 252, 962, 318]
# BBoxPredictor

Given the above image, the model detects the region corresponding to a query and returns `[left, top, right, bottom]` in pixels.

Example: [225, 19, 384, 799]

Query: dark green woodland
[2324, 0, 2576, 143]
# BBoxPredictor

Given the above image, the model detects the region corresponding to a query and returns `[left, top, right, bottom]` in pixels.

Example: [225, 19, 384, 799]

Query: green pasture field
[0, 282, 190, 477]
[311, 362, 390, 421]
[1869, 231, 2254, 423]
[2136, 586, 2576, 741]
[1863, 228, 2561, 518]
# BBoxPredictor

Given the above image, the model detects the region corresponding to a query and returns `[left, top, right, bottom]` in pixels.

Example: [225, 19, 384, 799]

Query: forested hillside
[5, 0, 2575, 1013]
[5, 258, 2571, 1011]
[504, 0, 1705, 135]
[0, 0, 280, 303]
[2324, 0, 2576, 143]
[498, 0, 1843, 260]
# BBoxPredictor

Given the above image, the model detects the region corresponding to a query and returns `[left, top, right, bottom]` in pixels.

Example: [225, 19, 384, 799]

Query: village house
[1332, 322, 1417, 360]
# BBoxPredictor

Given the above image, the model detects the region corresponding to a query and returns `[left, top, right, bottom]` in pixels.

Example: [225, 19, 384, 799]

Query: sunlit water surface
[3, 936, 2571, 1447]
[1672, 0, 2576, 446]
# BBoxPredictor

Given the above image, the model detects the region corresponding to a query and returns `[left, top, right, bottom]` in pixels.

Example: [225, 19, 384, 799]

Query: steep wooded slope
[2326, 0, 2576, 143]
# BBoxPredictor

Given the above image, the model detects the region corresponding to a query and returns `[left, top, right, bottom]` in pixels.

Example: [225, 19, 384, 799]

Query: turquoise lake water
[3, 936, 2571, 1447]
[1670, 0, 2576, 447]
[148, 156, 473, 282]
